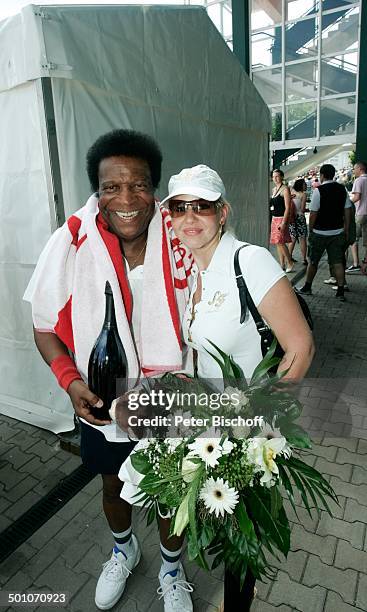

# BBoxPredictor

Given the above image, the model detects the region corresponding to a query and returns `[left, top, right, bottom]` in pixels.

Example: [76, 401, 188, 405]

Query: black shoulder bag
[234, 245, 313, 364]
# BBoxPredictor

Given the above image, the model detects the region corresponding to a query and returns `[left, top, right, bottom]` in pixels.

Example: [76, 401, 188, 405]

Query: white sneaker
[157, 562, 194, 612]
[95, 535, 141, 610]
[323, 277, 336, 285]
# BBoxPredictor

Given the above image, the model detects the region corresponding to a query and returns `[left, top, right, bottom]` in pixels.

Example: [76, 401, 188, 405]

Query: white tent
[0, 3, 271, 433]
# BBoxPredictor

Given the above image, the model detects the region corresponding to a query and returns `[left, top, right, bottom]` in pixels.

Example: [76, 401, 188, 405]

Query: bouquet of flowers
[129, 342, 337, 584]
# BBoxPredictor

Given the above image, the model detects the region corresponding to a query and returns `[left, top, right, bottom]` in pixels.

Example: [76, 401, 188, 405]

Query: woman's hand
[67, 379, 110, 425]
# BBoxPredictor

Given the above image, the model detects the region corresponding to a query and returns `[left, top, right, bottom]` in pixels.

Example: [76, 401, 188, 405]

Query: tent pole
[40, 77, 66, 228]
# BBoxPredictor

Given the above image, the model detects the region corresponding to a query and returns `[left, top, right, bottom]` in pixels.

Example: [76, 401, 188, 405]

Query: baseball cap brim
[161, 186, 222, 206]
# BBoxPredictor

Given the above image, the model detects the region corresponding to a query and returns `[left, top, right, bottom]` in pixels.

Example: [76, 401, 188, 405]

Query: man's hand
[67, 379, 111, 425]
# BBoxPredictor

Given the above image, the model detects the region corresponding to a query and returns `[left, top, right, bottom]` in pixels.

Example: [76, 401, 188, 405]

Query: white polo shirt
[183, 232, 285, 381]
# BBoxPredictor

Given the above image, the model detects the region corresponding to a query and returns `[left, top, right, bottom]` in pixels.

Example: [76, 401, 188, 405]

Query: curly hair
[86, 129, 163, 193]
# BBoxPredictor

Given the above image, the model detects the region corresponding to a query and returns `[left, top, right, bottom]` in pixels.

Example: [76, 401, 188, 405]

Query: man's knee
[102, 474, 123, 502]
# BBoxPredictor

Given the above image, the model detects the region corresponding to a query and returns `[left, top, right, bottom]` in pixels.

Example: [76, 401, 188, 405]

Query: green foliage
[348, 150, 356, 165]
[130, 342, 337, 583]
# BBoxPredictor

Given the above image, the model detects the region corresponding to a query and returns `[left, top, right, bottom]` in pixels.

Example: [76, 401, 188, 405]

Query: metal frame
[248, 0, 361, 148]
[355, 0, 367, 159]
[231, 0, 250, 73]
[271, 132, 356, 150]
[37, 78, 66, 230]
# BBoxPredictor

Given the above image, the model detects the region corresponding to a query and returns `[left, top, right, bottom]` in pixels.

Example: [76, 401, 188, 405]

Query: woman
[288, 178, 308, 265]
[161, 164, 315, 611]
[270, 169, 294, 272]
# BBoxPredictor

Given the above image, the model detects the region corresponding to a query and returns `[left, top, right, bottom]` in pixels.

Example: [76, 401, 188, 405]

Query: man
[24, 129, 194, 611]
[346, 161, 367, 272]
[297, 163, 352, 302]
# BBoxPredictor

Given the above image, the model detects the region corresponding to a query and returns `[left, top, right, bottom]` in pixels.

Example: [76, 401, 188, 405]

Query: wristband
[50, 354, 82, 391]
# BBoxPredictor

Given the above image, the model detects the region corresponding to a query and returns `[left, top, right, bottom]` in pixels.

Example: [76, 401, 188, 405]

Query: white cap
[161, 164, 226, 206]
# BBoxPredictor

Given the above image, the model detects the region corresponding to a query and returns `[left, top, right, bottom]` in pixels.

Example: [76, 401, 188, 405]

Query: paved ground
[0, 256, 366, 612]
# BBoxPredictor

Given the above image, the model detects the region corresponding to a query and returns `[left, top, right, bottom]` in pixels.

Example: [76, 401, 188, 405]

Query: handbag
[234, 246, 313, 363]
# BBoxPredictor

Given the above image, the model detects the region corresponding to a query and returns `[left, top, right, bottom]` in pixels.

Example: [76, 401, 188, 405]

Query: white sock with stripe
[112, 526, 133, 559]
[160, 543, 182, 577]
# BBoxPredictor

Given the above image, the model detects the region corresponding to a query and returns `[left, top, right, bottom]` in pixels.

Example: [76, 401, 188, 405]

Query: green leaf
[198, 523, 216, 549]
[235, 499, 257, 541]
[270, 485, 283, 519]
[139, 473, 164, 495]
[298, 473, 321, 516]
[278, 464, 298, 518]
[146, 504, 157, 526]
[279, 423, 312, 449]
[211, 551, 225, 570]
[187, 535, 208, 569]
[282, 457, 338, 501]
[130, 451, 153, 475]
[246, 490, 289, 554]
[250, 358, 281, 383]
[287, 465, 313, 517]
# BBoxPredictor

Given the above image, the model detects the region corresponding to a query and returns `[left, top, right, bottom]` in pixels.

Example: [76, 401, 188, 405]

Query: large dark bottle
[88, 281, 128, 421]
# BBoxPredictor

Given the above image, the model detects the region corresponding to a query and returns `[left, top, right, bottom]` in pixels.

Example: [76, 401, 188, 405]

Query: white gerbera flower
[200, 477, 239, 517]
[188, 429, 233, 468]
[257, 422, 283, 439]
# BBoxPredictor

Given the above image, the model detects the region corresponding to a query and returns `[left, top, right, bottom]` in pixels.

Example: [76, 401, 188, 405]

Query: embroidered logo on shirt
[208, 291, 228, 309]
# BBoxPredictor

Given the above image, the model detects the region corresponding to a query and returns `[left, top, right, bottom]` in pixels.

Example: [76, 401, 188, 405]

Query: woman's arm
[257, 278, 314, 380]
[281, 186, 291, 225]
[300, 192, 307, 213]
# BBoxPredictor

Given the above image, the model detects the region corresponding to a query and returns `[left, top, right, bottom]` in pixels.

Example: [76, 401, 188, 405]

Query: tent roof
[0, 3, 270, 131]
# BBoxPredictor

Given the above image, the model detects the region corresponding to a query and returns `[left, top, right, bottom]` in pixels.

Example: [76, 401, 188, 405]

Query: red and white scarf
[24, 194, 194, 383]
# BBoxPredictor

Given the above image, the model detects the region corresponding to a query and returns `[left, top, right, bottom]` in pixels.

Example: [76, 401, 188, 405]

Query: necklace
[127, 239, 147, 269]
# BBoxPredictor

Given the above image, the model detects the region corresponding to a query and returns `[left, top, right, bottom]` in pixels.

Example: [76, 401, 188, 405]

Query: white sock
[112, 526, 133, 559]
[160, 543, 182, 576]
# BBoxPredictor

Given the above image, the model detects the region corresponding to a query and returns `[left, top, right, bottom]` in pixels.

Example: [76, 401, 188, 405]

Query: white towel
[24, 195, 194, 440]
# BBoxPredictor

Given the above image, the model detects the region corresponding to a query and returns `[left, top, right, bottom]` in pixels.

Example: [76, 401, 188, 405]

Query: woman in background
[269, 169, 294, 272]
[288, 178, 308, 265]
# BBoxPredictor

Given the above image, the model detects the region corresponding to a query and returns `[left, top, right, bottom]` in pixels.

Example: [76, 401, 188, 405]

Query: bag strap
[234, 246, 271, 337]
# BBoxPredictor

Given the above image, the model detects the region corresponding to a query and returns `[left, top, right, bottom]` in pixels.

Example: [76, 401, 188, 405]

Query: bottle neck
[103, 292, 118, 329]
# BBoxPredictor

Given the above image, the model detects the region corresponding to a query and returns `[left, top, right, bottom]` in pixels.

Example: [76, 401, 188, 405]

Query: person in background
[324, 199, 356, 293]
[288, 178, 308, 265]
[297, 164, 352, 302]
[346, 161, 367, 273]
[269, 169, 294, 273]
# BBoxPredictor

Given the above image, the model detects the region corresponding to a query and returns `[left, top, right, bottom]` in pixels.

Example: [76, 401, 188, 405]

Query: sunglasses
[168, 199, 220, 218]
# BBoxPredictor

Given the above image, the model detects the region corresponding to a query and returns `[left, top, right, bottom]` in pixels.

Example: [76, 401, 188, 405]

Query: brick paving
[0, 258, 366, 611]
